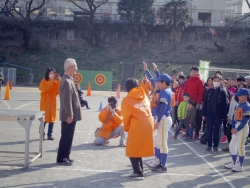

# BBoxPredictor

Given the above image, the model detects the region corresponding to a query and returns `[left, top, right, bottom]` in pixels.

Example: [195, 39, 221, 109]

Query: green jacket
[177, 101, 188, 120]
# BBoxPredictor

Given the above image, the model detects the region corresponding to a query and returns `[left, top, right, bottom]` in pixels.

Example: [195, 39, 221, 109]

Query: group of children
[141, 62, 250, 173]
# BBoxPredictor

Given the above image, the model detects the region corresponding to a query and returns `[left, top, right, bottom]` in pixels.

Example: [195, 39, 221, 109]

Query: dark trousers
[195, 110, 202, 135]
[57, 121, 76, 162]
[206, 114, 222, 148]
[226, 124, 232, 143]
[80, 100, 89, 108]
[44, 122, 54, 136]
[129, 158, 143, 174]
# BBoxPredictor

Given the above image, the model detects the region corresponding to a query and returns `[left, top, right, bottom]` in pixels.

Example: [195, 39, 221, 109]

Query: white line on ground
[169, 129, 236, 188]
[2, 100, 10, 110]
[14, 101, 37, 110]
[0, 166, 246, 179]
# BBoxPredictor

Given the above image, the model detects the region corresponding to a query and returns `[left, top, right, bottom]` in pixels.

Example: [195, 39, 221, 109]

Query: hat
[183, 93, 190, 97]
[235, 88, 249, 97]
[188, 100, 196, 107]
[154, 74, 171, 83]
[245, 75, 250, 79]
[178, 75, 186, 80]
[236, 76, 245, 81]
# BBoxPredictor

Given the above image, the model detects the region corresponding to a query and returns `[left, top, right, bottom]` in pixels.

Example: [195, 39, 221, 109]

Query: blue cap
[154, 74, 171, 83]
[236, 76, 245, 82]
[235, 88, 249, 97]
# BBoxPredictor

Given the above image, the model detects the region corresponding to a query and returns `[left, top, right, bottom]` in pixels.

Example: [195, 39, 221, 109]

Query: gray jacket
[59, 74, 82, 122]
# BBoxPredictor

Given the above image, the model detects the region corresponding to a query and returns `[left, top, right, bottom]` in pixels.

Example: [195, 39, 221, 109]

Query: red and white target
[95, 74, 106, 86]
[73, 73, 83, 84]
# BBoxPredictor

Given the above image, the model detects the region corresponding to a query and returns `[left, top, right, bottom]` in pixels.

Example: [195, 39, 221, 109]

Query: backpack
[200, 132, 207, 144]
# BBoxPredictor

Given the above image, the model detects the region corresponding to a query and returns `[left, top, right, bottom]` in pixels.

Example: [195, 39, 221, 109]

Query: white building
[226, 0, 249, 15]
[189, 0, 226, 26]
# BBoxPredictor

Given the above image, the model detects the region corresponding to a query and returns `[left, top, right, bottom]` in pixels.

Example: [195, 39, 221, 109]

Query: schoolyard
[0, 86, 249, 188]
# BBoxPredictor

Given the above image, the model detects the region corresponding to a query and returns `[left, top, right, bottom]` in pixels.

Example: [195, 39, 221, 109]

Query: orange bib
[234, 108, 243, 121]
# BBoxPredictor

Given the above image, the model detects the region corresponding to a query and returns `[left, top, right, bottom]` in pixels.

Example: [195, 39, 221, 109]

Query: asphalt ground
[0, 86, 249, 188]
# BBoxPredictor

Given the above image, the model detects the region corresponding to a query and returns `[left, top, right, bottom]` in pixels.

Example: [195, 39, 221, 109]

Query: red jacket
[177, 83, 184, 103]
[184, 75, 204, 104]
[174, 86, 180, 105]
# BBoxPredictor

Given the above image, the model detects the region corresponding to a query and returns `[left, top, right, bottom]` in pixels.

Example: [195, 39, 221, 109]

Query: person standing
[56, 58, 82, 166]
[140, 76, 152, 97]
[224, 88, 250, 172]
[202, 76, 228, 153]
[122, 78, 154, 180]
[39, 68, 60, 140]
[151, 74, 172, 173]
[184, 100, 196, 142]
[184, 66, 204, 139]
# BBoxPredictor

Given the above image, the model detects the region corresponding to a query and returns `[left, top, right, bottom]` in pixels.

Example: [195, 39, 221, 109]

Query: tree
[230, 0, 250, 27]
[160, 0, 190, 50]
[69, 0, 108, 46]
[0, 0, 49, 48]
[117, 0, 155, 49]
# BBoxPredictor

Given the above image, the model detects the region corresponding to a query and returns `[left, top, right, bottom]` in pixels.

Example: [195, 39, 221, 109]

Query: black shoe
[213, 147, 218, 153]
[151, 164, 167, 173]
[47, 136, 54, 140]
[204, 147, 212, 153]
[222, 147, 229, 152]
[57, 158, 72, 166]
[132, 173, 144, 180]
[68, 158, 74, 162]
[87, 107, 91, 109]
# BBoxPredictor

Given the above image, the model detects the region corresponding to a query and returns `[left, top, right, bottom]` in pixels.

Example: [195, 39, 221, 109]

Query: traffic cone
[87, 82, 91, 96]
[116, 84, 121, 99]
[98, 102, 103, 112]
[9, 80, 12, 90]
[4, 82, 10, 100]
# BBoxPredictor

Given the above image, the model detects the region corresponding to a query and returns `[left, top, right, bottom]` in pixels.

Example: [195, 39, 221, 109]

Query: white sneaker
[146, 159, 155, 165]
[224, 162, 235, 169]
[148, 159, 160, 168]
[232, 164, 244, 172]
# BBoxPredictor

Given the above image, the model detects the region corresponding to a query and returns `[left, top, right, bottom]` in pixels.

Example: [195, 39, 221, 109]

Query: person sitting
[75, 84, 91, 109]
[94, 96, 126, 146]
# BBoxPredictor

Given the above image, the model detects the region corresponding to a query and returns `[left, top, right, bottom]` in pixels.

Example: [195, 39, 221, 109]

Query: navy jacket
[202, 86, 228, 119]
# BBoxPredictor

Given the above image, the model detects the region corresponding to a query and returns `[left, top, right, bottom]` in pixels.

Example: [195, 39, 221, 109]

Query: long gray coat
[59, 74, 82, 122]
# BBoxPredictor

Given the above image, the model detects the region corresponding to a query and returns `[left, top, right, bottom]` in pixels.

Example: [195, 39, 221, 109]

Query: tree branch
[69, 0, 90, 12]
[246, 0, 250, 9]
[230, 14, 250, 28]
[30, 0, 46, 14]
[96, 0, 108, 9]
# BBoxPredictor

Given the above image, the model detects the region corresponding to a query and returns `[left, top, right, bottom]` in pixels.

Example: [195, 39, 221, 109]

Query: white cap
[245, 75, 250, 79]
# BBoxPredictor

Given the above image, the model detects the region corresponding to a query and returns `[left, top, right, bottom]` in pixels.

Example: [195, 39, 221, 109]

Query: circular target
[95, 74, 106, 86]
[73, 73, 83, 84]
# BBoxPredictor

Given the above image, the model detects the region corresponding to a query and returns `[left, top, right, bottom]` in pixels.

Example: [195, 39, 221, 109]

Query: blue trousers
[174, 120, 184, 136]
[206, 114, 222, 148]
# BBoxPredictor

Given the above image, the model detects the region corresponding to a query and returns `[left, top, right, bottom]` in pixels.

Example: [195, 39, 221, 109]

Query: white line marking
[0, 166, 246, 179]
[2, 100, 10, 110]
[169, 129, 236, 188]
[14, 101, 37, 110]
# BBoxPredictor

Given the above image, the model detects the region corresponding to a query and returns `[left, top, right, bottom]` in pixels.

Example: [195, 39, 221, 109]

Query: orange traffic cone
[9, 80, 12, 90]
[116, 84, 121, 99]
[4, 82, 10, 100]
[87, 82, 91, 96]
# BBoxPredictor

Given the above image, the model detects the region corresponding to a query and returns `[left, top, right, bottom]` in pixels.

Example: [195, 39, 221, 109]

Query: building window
[65, 8, 72, 17]
[198, 12, 211, 24]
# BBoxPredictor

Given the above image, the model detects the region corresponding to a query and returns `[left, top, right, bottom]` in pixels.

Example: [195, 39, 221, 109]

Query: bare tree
[0, 0, 50, 48]
[230, 0, 250, 27]
[69, 0, 108, 46]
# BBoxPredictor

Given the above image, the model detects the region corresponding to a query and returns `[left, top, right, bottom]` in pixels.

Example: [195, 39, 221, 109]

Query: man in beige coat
[56, 58, 82, 166]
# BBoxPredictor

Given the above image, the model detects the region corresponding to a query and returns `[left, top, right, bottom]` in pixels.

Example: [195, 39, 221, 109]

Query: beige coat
[59, 74, 82, 122]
